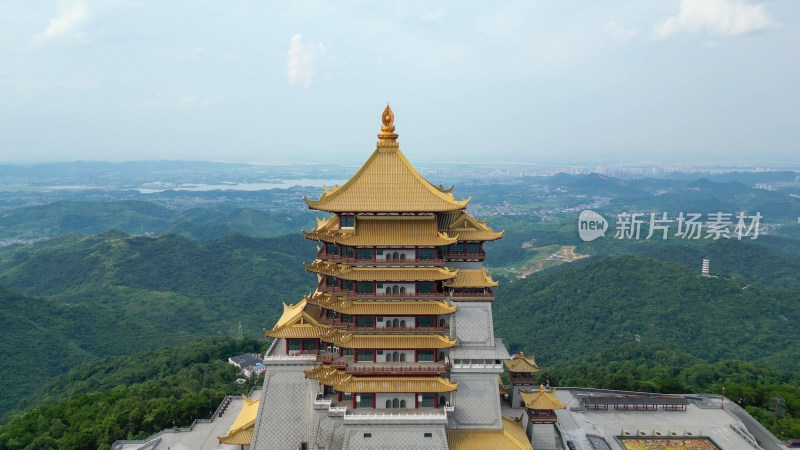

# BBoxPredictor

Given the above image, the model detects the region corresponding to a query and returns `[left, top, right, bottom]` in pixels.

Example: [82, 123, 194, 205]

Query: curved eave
[332, 375, 459, 393]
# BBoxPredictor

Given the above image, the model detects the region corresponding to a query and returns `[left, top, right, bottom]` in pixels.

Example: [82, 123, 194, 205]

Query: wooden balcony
[317, 252, 445, 266]
[316, 285, 447, 299]
[344, 363, 451, 375]
[345, 325, 449, 333]
[441, 251, 486, 260]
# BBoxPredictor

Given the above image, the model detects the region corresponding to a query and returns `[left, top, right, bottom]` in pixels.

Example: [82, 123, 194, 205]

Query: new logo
[578, 210, 608, 241]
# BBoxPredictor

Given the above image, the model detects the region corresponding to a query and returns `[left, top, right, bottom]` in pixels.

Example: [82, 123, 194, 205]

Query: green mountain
[0, 231, 316, 416]
[0, 200, 316, 241]
[0, 287, 191, 415]
[0, 337, 263, 450]
[493, 255, 800, 372]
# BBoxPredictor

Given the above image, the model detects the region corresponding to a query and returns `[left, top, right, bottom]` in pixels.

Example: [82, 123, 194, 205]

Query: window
[418, 317, 435, 327]
[358, 394, 373, 408]
[392, 252, 399, 259]
[439, 396, 446, 407]
[356, 249, 373, 260]
[399, 286, 406, 294]
[377, 317, 384, 322]
[385, 353, 393, 362]
[341, 393, 352, 401]
[385, 287, 392, 294]
[356, 350, 374, 361]
[302, 339, 318, 350]
[392, 398, 399, 408]
[326, 276, 337, 287]
[439, 319, 445, 327]
[424, 433, 432, 438]
[399, 253, 406, 260]
[342, 348, 354, 356]
[392, 319, 399, 327]
[400, 399, 406, 408]
[392, 351, 399, 361]
[399, 353, 406, 362]
[466, 244, 481, 254]
[418, 249, 435, 260]
[399, 320, 406, 327]
[363, 433, 372, 438]
[341, 280, 353, 291]
[377, 350, 383, 355]
[355, 317, 374, 327]
[418, 282, 435, 294]
[326, 244, 338, 254]
[340, 215, 355, 228]
[344, 247, 354, 259]
[417, 350, 434, 362]
[385, 399, 392, 408]
[420, 393, 435, 408]
[377, 250, 384, 255]
[356, 283, 374, 294]
[288, 339, 301, 350]
[392, 285, 399, 294]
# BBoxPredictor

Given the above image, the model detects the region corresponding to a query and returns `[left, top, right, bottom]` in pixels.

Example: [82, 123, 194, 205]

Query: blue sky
[0, 0, 797, 164]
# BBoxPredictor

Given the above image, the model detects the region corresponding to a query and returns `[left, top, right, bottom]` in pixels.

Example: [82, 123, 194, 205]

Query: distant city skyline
[0, 1, 798, 164]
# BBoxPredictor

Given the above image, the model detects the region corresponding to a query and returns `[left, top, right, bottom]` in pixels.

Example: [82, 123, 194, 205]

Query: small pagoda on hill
[504, 351, 542, 407]
[520, 385, 566, 450]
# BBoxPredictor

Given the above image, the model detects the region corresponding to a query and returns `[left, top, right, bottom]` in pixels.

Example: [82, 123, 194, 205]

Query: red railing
[449, 291, 494, 298]
[441, 252, 486, 260]
[345, 364, 451, 374]
[346, 326, 449, 333]
[316, 285, 446, 299]
[317, 253, 445, 265]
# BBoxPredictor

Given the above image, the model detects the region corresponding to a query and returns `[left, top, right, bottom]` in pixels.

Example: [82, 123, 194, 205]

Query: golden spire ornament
[377, 104, 399, 147]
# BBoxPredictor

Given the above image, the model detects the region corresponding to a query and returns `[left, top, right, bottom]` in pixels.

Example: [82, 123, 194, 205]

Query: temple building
[519, 385, 566, 450]
[503, 352, 542, 408]
[250, 106, 524, 449]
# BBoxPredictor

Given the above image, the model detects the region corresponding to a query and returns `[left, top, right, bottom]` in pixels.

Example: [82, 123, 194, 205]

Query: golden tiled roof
[503, 352, 542, 373]
[303, 113, 470, 213]
[438, 211, 504, 241]
[217, 396, 259, 445]
[443, 268, 498, 288]
[304, 215, 457, 246]
[332, 375, 458, 393]
[306, 292, 457, 316]
[520, 385, 566, 410]
[306, 260, 457, 281]
[264, 300, 329, 339]
[304, 365, 349, 386]
[322, 330, 456, 349]
[447, 416, 532, 450]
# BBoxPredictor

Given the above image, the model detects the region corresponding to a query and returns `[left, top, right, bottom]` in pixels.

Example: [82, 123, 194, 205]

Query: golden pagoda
[264, 105, 505, 412]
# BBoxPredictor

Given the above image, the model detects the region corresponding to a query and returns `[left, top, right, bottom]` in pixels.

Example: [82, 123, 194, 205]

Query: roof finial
[520, 351, 524, 358]
[377, 104, 399, 148]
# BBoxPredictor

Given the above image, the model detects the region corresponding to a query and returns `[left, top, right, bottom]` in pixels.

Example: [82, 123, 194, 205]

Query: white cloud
[421, 10, 444, 23]
[286, 34, 326, 88]
[653, 0, 773, 40]
[36, 0, 90, 41]
[604, 21, 637, 41]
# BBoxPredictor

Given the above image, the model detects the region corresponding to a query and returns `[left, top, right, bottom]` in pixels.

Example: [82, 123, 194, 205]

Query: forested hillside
[0, 337, 264, 450]
[0, 231, 316, 416]
[493, 255, 800, 371]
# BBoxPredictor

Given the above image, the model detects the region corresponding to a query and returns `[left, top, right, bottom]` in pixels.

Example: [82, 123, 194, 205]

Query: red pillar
[434, 394, 439, 409]
[354, 349, 358, 363]
[353, 395, 357, 409]
[373, 350, 376, 363]
[372, 394, 376, 409]
[415, 393, 419, 409]
[433, 349, 437, 362]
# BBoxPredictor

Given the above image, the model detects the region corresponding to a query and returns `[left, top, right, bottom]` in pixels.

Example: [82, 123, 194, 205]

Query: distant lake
[135, 179, 349, 194]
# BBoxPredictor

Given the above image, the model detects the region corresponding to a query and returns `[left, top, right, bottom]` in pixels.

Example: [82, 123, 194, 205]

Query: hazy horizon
[1, 1, 798, 164]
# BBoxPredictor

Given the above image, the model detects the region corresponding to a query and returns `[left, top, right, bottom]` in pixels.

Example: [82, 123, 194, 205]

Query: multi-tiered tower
[252, 106, 523, 450]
